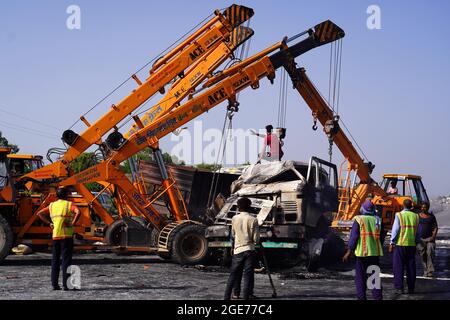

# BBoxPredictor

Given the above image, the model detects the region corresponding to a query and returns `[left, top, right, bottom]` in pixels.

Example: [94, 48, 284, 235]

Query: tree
[120, 150, 185, 174]
[69, 152, 99, 173]
[69, 152, 103, 192]
[0, 131, 19, 153]
[195, 163, 221, 171]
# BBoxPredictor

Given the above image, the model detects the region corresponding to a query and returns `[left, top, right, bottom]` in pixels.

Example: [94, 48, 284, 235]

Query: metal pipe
[154, 149, 169, 180]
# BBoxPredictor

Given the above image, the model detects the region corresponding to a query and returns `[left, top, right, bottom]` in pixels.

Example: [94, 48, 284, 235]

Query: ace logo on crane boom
[207, 88, 227, 105]
[189, 46, 206, 61]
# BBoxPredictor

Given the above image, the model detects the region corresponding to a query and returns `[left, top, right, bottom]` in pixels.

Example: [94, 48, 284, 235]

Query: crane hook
[312, 111, 318, 131]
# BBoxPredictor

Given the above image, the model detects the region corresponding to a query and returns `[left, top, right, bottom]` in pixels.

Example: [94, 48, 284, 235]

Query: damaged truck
[206, 157, 345, 270]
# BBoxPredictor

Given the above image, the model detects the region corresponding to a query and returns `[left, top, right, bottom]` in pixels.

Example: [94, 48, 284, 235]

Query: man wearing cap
[37, 187, 81, 291]
[389, 199, 420, 294]
[343, 199, 385, 300]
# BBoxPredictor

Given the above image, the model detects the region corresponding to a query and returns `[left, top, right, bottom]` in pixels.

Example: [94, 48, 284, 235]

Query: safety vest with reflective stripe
[396, 210, 419, 246]
[49, 199, 74, 240]
[354, 215, 383, 257]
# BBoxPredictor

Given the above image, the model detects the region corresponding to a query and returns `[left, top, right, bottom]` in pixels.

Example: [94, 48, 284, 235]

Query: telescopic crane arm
[60, 20, 345, 230]
[286, 68, 373, 183]
[281, 55, 388, 221]
[22, 4, 254, 181]
[124, 27, 254, 138]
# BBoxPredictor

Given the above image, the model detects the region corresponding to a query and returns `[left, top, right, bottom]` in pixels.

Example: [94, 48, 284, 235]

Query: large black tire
[169, 223, 210, 265]
[320, 231, 346, 265]
[105, 219, 126, 246]
[263, 248, 303, 268]
[0, 215, 13, 261]
[149, 227, 159, 248]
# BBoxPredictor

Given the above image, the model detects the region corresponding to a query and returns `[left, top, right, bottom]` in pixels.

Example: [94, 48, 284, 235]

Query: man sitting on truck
[37, 187, 80, 291]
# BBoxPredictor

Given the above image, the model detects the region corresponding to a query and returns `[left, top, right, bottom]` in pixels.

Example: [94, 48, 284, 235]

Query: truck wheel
[306, 238, 324, 272]
[320, 231, 346, 265]
[0, 215, 13, 261]
[105, 219, 126, 246]
[170, 223, 209, 265]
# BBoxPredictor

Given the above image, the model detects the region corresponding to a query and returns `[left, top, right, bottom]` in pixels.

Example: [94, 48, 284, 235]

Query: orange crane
[19, 4, 254, 209]
[58, 20, 345, 264]
[0, 4, 255, 260]
[1, 15, 346, 265]
[283, 66, 430, 230]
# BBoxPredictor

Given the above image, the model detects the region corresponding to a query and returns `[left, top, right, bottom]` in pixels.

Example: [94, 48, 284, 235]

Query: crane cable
[324, 40, 369, 162]
[277, 68, 288, 128]
[67, 12, 216, 131]
[206, 109, 234, 209]
[206, 18, 252, 209]
[326, 39, 344, 162]
[117, 18, 253, 134]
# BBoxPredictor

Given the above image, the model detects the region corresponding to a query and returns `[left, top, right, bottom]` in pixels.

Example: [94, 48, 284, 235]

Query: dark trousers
[51, 238, 74, 289]
[224, 250, 256, 300]
[393, 246, 416, 292]
[232, 267, 243, 297]
[354, 256, 382, 300]
[232, 266, 255, 297]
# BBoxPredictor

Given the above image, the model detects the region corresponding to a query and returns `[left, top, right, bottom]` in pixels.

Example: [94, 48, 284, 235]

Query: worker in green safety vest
[37, 187, 80, 291]
[343, 199, 386, 300]
[389, 199, 419, 294]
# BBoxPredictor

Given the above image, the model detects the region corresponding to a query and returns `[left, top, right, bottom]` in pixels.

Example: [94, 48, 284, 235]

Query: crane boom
[22, 4, 254, 181]
[60, 20, 345, 230]
[286, 68, 372, 182]
[124, 26, 254, 138]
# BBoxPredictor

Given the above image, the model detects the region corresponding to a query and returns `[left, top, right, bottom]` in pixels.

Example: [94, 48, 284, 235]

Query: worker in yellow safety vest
[343, 199, 385, 300]
[37, 187, 80, 291]
[389, 199, 419, 294]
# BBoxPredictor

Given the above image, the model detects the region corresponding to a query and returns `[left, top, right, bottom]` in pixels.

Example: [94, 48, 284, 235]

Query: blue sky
[1, 0, 449, 197]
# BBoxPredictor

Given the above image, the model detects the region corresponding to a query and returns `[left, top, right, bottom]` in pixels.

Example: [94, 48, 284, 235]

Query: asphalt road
[1, 235, 449, 300]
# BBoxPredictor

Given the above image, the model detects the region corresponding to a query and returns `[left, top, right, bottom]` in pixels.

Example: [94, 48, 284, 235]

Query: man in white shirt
[387, 181, 398, 195]
[224, 197, 259, 300]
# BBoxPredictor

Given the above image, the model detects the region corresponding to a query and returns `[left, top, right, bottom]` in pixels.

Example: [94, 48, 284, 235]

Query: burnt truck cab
[206, 157, 338, 266]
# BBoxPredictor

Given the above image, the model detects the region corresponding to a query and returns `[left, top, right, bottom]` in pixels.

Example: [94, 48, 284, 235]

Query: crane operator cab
[380, 174, 430, 209]
[0, 148, 10, 196]
[7, 154, 43, 177]
[0, 148, 44, 203]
